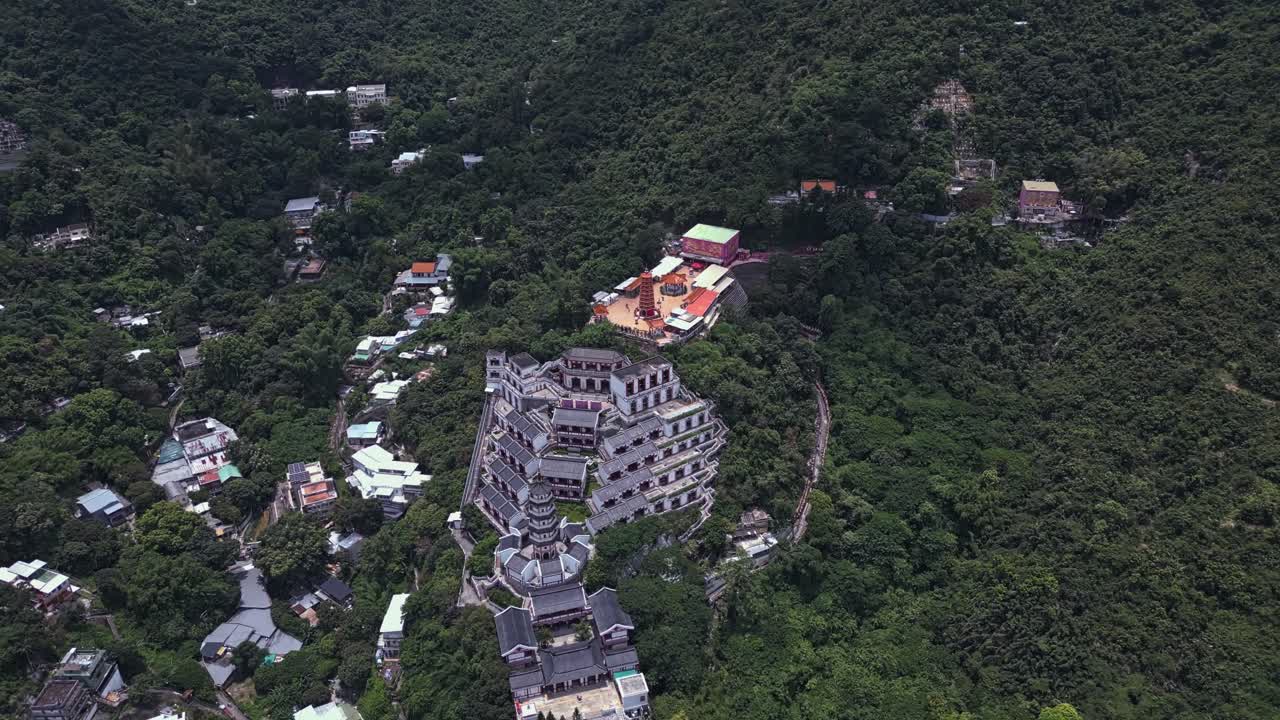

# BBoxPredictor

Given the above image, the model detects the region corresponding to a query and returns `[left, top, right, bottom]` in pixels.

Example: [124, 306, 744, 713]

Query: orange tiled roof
[801, 179, 837, 193]
[411, 262, 436, 274]
[684, 290, 719, 317]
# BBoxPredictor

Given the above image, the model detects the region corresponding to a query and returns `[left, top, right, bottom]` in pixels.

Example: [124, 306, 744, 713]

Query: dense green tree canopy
[1, 0, 1278, 718]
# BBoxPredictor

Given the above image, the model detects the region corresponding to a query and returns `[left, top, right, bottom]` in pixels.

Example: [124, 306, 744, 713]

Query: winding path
[789, 381, 830, 542]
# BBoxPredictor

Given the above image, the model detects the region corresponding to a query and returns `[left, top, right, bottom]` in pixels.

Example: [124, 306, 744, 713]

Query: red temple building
[1019, 180, 1061, 217]
[679, 224, 740, 265]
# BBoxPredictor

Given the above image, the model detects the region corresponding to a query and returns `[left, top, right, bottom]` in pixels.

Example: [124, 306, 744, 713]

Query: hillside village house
[175, 417, 240, 495]
[394, 254, 453, 291]
[147, 417, 242, 506]
[345, 84, 387, 108]
[29, 647, 128, 718]
[376, 593, 410, 665]
[284, 197, 324, 230]
[288, 461, 339, 517]
[391, 149, 426, 175]
[200, 565, 301, 686]
[346, 445, 430, 519]
[32, 224, 91, 252]
[270, 88, 300, 109]
[346, 420, 383, 448]
[29, 680, 93, 720]
[74, 488, 133, 527]
[348, 129, 384, 150]
[298, 257, 327, 280]
[0, 559, 77, 614]
[178, 345, 202, 371]
[294, 701, 363, 720]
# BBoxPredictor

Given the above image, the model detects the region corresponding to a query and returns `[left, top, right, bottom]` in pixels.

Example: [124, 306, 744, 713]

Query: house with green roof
[679, 223, 740, 264]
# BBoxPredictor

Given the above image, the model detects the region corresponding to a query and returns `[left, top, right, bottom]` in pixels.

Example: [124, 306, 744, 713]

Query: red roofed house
[298, 258, 327, 281]
[298, 478, 338, 517]
[412, 261, 436, 275]
[800, 179, 837, 194]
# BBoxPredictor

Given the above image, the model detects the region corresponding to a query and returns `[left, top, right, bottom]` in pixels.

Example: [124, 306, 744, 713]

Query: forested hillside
[1, 0, 1278, 719]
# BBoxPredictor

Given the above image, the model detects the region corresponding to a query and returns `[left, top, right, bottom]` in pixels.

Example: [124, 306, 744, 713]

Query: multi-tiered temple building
[475, 347, 723, 719]
[479, 348, 726, 542]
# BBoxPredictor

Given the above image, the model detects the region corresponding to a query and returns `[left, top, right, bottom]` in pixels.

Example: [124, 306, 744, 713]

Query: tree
[893, 167, 949, 214]
[233, 640, 266, 676]
[332, 496, 383, 536]
[468, 535, 497, 577]
[135, 502, 235, 569]
[114, 547, 237, 644]
[1038, 705, 1084, 720]
[257, 513, 329, 590]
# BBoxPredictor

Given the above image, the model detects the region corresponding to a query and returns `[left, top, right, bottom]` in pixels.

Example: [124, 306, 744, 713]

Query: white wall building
[345, 84, 387, 108]
[347, 445, 430, 519]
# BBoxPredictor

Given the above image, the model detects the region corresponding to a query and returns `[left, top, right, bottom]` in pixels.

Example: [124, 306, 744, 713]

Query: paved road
[328, 396, 348, 451]
[460, 395, 495, 510]
[144, 688, 241, 719]
[790, 381, 831, 542]
[216, 690, 250, 720]
[167, 396, 185, 431]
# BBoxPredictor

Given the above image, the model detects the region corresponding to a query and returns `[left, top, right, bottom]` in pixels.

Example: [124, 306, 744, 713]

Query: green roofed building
[680, 224, 741, 264]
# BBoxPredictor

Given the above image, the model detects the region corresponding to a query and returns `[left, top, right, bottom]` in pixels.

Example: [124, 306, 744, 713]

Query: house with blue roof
[75, 488, 133, 527]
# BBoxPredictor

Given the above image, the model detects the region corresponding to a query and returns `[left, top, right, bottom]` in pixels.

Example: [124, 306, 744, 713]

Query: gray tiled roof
[510, 352, 539, 369]
[600, 418, 662, 455]
[480, 484, 525, 528]
[77, 487, 128, 514]
[591, 468, 651, 505]
[529, 583, 587, 619]
[284, 196, 320, 213]
[318, 576, 353, 604]
[539, 455, 588, 482]
[541, 640, 606, 686]
[489, 457, 528, 496]
[553, 407, 600, 429]
[588, 588, 634, 632]
[494, 607, 537, 655]
[611, 356, 671, 379]
[509, 667, 543, 693]
[604, 646, 639, 671]
[586, 494, 649, 534]
[495, 433, 535, 469]
[599, 442, 658, 479]
[500, 407, 545, 442]
[237, 568, 272, 609]
[562, 347, 627, 364]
